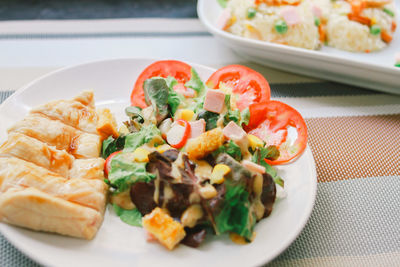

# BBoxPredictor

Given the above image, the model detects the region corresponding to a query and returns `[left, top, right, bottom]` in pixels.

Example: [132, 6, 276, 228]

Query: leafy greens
[113, 204, 142, 227]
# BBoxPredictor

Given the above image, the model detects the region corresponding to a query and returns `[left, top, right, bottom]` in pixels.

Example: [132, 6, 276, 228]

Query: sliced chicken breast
[73, 90, 95, 108]
[31, 99, 98, 134]
[0, 187, 102, 240]
[0, 133, 74, 177]
[7, 114, 101, 159]
[69, 158, 105, 180]
[0, 156, 107, 212]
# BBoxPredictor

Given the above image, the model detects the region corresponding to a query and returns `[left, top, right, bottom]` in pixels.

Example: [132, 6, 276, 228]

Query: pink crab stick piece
[280, 6, 302, 26]
[203, 89, 226, 114]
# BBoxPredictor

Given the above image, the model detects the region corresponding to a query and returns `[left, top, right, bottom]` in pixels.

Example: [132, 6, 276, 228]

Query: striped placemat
[1, 72, 399, 267]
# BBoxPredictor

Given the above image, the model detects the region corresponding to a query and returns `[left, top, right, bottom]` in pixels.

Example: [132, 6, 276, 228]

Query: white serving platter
[198, 0, 400, 95]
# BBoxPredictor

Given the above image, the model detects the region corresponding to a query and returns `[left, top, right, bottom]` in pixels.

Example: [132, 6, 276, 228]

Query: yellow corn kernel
[248, 134, 264, 150]
[333, 3, 340, 8]
[132, 148, 150, 163]
[118, 124, 130, 135]
[210, 164, 230, 184]
[176, 109, 195, 121]
[156, 144, 172, 154]
[371, 17, 377, 25]
[142, 207, 186, 250]
[199, 184, 217, 199]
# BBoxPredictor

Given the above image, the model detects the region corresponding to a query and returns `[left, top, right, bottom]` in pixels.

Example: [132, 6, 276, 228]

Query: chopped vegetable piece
[248, 134, 264, 150]
[213, 140, 242, 162]
[143, 77, 169, 123]
[217, 0, 228, 8]
[199, 184, 218, 199]
[108, 153, 155, 193]
[211, 164, 231, 184]
[142, 207, 186, 250]
[247, 7, 257, 19]
[383, 7, 395, 17]
[113, 204, 142, 227]
[247, 101, 307, 165]
[104, 151, 122, 177]
[381, 30, 393, 43]
[197, 110, 220, 131]
[275, 20, 288, 34]
[132, 148, 150, 163]
[124, 124, 162, 152]
[176, 109, 195, 121]
[314, 17, 321, 26]
[131, 60, 192, 108]
[370, 25, 381, 35]
[206, 65, 271, 111]
[102, 135, 126, 159]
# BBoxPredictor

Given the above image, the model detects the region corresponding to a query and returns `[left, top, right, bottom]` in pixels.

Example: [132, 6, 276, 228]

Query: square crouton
[142, 207, 186, 250]
[96, 108, 119, 140]
[186, 127, 225, 160]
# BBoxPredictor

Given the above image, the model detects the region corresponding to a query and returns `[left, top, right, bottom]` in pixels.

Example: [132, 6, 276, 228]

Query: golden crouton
[186, 128, 225, 160]
[142, 207, 186, 250]
[96, 108, 119, 140]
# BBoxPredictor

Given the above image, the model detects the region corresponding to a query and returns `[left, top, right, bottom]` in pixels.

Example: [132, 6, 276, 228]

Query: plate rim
[0, 57, 317, 267]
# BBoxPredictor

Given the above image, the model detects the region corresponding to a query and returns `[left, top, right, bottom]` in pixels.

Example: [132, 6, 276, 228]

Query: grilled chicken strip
[0, 187, 102, 240]
[31, 98, 98, 134]
[73, 90, 95, 108]
[69, 158, 105, 180]
[0, 156, 107, 212]
[7, 114, 101, 159]
[0, 133, 74, 177]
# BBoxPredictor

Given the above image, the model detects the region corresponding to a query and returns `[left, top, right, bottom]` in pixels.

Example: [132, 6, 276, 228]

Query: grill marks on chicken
[0, 91, 115, 239]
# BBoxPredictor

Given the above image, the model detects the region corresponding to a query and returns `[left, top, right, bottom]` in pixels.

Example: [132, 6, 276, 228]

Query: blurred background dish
[198, 0, 400, 95]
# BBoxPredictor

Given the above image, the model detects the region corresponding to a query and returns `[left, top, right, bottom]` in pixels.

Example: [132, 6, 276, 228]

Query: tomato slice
[246, 101, 307, 165]
[104, 151, 122, 177]
[131, 60, 192, 108]
[206, 65, 271, 110]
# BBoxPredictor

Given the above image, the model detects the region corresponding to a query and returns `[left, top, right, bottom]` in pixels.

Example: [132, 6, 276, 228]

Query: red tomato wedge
[166, 119, 191, 149]
[104, 151, 122, 177]
[246, 101, 307, 165]
[131, 60, 192, 108]
[206, 65, 271, 110]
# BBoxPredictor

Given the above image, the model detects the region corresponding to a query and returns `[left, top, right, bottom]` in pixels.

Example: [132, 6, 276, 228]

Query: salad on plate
[103, 60, 308, 250]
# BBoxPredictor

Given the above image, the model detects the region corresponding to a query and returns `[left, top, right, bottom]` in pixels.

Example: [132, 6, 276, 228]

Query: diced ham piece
[173, 83, 196, 98]
[217, 8, 232, 29]
[223, 121, 248, 151]
[203, 90, 226, 114]
[280, 6, 302, 26]
[311, 5, 323, 18]
[189, 119, 206, 139]
[242, 160, 265, 174]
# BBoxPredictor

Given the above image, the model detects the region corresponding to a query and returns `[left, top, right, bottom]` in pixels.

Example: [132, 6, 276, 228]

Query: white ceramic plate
[198, 0, 400, 95]
[0, 58, 317, 267]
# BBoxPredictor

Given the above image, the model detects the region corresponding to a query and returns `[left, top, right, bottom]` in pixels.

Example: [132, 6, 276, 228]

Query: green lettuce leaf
[251, 146, 284, 187]
[185, 68, 205, 94]
[240, 108, 250, 126]
[215, 180, 256, 240]
[197, 110, 220, 131]
[213, 140, 242, 161]
[143, 77, 169, 122]
[124, 124, 162, 152]
[109, 153, 155, 193]
[101, 135, 126, 159]
[113, 204, 142, 227]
